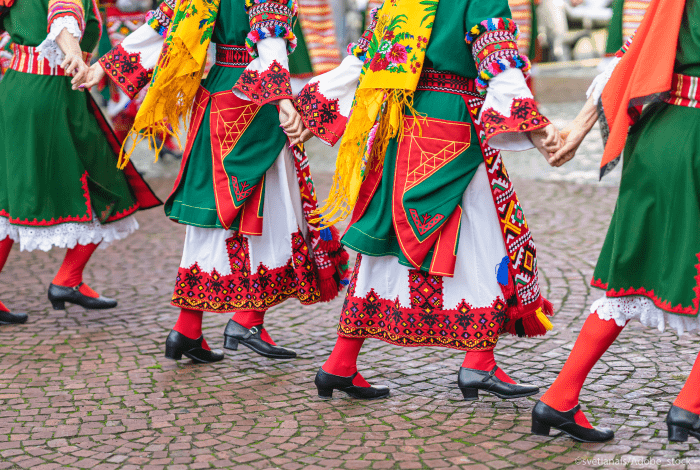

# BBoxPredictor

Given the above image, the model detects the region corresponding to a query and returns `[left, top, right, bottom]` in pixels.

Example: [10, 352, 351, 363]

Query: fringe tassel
[504, 298, 555, 338]
[118, 35, 203, 168]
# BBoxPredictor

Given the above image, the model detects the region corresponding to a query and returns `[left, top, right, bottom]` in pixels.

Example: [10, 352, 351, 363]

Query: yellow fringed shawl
[117, 0, 219, 168]
[315, 0, 439, 225]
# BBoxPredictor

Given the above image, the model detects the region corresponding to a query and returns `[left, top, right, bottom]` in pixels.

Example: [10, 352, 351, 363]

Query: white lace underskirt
[0, 214, 138, 252]
[592, 295, 700, 336]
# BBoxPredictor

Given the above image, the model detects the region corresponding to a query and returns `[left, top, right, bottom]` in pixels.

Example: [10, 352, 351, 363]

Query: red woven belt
[215, 44, 252, 68]
[9, 44, 92, 76]
[416, 69, 480, 98]
[664, 73, 700, 109]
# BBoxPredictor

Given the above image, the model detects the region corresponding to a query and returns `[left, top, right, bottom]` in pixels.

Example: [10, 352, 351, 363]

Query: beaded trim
[245, 0, 298, 58]
[215, 44, 252, 68]
[146, 0, 175, 37]
[347, 7, 378, 62]
[465, 18, 530, 95]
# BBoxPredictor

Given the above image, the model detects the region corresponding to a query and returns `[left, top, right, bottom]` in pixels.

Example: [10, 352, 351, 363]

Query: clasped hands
[529, 120, 587, 168]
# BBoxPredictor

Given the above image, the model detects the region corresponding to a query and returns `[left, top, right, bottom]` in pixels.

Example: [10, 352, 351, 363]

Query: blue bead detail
[496, 256, 510, 286]
[320, 227, 333, 241]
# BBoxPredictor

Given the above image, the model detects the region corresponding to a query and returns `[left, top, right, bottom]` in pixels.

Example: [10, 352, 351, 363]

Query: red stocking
[0, 236, 13, 312]
[173, 308, 210, 351]
[322, 336, 370, 387]
[540, 313, 625, 428]
[53, 243, 100, 298]
[462, 349, 516, 384]
[233, 310, 276, 345]
[674, 350, 700, 414]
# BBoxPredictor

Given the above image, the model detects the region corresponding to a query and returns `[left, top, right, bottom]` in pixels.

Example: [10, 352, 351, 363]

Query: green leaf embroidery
[419, 0, 438, 28]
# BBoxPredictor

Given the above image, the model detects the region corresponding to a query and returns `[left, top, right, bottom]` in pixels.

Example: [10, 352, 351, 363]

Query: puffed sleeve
[233, 0, 298, 105]
[293, 7, 379, 146]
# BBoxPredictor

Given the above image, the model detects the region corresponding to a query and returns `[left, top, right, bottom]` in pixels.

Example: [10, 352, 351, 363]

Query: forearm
[574, 94, 599, 136]
[55, 27, 82, 57]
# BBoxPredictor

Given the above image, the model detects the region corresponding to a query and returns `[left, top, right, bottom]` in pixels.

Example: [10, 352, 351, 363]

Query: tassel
[319, 276, 340, 302]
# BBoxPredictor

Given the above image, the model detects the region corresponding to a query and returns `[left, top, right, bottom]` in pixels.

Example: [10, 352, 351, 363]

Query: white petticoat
[592, 295, 700, 336]
[0, 214, 139, 252]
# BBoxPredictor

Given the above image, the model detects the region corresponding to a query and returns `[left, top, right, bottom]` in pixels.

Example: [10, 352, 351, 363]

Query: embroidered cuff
[346, 6, 378, 62]
[99, 43, 153, 99]
[295, 82, 347, 146]
[234, 59, 292, 105]
[47, 0, 85, 35]
[465, 17, 530, 96]
[145, 0, 175, 37]
[616, 32, 635, 58]
[481, 97, 549, 147]
[245, 0, 298, 58]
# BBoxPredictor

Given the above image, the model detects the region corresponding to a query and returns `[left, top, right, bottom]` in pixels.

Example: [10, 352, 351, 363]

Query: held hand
[279, 99, 304, 145]
[529, 123, 563, 163]
[78, 62, 106, 90]
[549, 122, 587, 167]
[63, 53, 89, 89]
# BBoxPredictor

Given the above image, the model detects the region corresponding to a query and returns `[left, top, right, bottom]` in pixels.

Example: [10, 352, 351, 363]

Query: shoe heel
[223, 335, 239, 351]
[460, 387, 478, 401]
[317, 387, 333, 399]
[50, 299, 65, 310]
[164, 344, 183, 361]
[668, 424, 689, 442]
[531, 419, 551, 436]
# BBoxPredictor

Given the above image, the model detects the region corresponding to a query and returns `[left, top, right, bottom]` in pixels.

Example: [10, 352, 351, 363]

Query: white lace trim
[0, 213, 139, 252]
[37, 17, 82, 72]
[587, 56, 621, 105]
[592, 295, 700, 336]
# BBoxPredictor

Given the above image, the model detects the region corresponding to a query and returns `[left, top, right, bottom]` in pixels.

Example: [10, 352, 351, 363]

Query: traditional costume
[288, 0, 341, 92]
[0, 0, 161, 325]
[296, 0, 555, 400]
[98, 0, 348, 363]
[533, 0, 700, 443]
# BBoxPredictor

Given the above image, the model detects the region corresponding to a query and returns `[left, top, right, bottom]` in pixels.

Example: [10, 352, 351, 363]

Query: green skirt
[0, 71, 155, 226]
[593, 102, 700, 319]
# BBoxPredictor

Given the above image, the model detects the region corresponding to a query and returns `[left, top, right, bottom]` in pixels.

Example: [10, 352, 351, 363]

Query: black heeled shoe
[457, 366, 539, 400]
[164, 330, 224, 364]
[531, 400, 614, 442]
[314, 367, 390, 400]
[0, 310, 28, 325]
[667, 405, 700, 442]
[48, 283, 118, 310]
[223, 319, 296, 359]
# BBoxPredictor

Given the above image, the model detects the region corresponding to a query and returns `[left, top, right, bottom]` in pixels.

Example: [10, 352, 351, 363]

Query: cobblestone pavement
[2, 173, 699, 470]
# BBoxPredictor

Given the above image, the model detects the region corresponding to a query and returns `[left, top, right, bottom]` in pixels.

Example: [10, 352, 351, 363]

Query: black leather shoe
[0, 310, 28, 325]
[164, 330, 224, 364]
[48, 283, 117, 310]
[667, 405, 700, 442]
[457, 366, 539, 400]
[315, 367, 390, 400]
[531, 400, 614, 442]
[223, 319, 296, 359]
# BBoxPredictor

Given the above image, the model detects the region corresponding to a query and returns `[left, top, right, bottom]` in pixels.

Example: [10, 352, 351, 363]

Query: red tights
[322, 336, 371, 387]
[52, 243, 101, 298]
[674, 350, 700, 415]
[0, 236, 12, 312]
[232, 310, 275, 345]
[462, 349, 516, 384]
[540, 313, 626, 428]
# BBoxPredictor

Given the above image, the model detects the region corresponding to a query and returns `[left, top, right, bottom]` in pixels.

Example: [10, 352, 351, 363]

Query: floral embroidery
[99, 44, 153, 99]
[366, 13, 425, 75]
[233, 60, 292, 106]
[480, 97, 549, 140]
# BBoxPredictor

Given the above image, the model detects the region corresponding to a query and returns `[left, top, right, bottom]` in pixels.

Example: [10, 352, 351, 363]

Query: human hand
[529, 123, 563, 164]
[570, 0, 584, 6]
[63, 53, 89, 90]
[78, 62, 106, 90]
[549, 122, 587, 167]
[279, 99, 304, 145]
